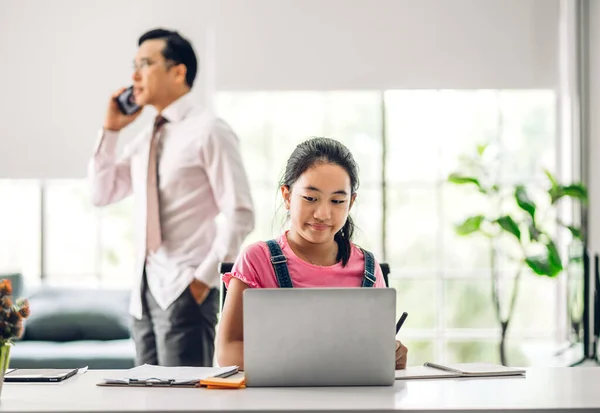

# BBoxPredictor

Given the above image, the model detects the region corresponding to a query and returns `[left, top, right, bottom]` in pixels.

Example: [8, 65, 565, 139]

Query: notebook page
[395, 365, 460, 380]
[436, 362, 525, 376]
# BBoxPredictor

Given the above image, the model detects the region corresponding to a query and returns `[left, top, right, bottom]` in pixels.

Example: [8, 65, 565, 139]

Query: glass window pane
[216, 92, 271, 185]
[385, 90, 440, 183]
[0, 180, 41, 287]
[445, 279, 497, 329]
[497, 90, 556, 183]
[402, 340, 434, 367]
[217, 90, 384, 258]
[215, 89, 560, 367]
[389, 278, 437, 329]
[446, 339, 540, 367]
[445, 274, 557, 335]
[243, 186, 284, 246]
[442, 185, 491, 273]
[325, 92, 382, 185]
[266, 92, 328, 177]
[445, 340, 500, 364]
[510, 275, 557, 334]
[98, 198, 135, 288]
[385, 90, 500, 183]
[215, 92, 268, 143]
[45, 180, 98, 284]
[437, 90, 505, 180]
[386, 186, 438, 271]
[352, 186, 382, 258]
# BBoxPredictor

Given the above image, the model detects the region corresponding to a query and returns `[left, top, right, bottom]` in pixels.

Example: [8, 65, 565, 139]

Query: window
[0, 89, 562, 366]
[0, 180, 41, 287]
[216, 91, 384, 253]
[216, 89, 561, 366]
[0, 180, 134, 289]
[44, 180, 135, 288]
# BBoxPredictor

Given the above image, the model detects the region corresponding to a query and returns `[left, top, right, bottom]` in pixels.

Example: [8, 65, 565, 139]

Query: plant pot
[0, 343, 11, 398]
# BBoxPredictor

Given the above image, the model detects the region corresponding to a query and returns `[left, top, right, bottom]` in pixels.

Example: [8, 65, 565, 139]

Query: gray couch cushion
[22, 287, 131, 342]
[9, 339, 136, 369]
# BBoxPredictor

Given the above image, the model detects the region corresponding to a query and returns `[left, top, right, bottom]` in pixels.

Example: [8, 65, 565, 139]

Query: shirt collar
[160, 92, 195, 123]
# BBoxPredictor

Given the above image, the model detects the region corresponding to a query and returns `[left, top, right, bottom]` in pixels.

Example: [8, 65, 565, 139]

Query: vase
[0, 343, 11, 398]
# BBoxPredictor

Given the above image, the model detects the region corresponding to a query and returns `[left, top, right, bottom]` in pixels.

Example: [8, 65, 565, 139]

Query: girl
[216, 137, 408, 370]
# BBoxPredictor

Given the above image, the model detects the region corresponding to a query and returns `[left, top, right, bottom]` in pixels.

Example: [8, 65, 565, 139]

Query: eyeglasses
[132, 59, 177, 72]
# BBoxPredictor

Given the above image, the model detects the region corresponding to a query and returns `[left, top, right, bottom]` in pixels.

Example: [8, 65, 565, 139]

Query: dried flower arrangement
[0, 279, 29, 345]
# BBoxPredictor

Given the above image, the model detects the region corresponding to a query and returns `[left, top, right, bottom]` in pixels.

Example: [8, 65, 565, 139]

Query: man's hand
[189, 279, 210, 305]
[395, 340, 408, 370]
[103, 87, 143, 132]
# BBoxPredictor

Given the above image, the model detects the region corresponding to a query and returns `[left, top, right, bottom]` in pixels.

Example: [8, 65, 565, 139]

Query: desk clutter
[5, 362, 523, 390]
[97, 364, 245, 389]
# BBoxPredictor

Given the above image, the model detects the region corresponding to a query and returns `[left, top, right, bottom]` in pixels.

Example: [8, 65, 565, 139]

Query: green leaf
[550, 183, 588, 204]
[544, 169, 558, 188]
[477, 144, 488, 156]
[528, 223, 541, 242]
[549, 187, 561, 204]
[455, 216, 485, 236]
[525, 242, 564, 278]
[566, 225, 583, 240]
[496, 216, 521, 240]
[105, 250, 119, 266]
[562, 184, 588, 202]
[526, 256, 550, 276]
[569, 255, 584, 264]
[546, 240, 563, 277]
[515, 186, 536, 221]
[447, 174, 483, 192]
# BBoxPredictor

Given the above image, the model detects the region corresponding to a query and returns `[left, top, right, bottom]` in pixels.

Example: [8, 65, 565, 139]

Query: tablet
[4, 368, 79, 382]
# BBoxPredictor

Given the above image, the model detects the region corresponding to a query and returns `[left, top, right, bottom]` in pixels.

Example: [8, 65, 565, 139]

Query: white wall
[214, 0, 558, 90]
[0, 0, 559, 178]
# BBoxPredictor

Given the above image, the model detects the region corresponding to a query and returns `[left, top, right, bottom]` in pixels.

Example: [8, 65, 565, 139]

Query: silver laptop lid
[243, 288, 396, 387]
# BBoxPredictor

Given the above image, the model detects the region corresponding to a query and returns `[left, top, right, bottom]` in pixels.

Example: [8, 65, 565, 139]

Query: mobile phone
[115, 86, 141, 115]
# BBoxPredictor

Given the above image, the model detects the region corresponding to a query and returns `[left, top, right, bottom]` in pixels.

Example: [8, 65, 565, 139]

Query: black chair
[218, 262, 234, 313]
[218, 261, 390, 311]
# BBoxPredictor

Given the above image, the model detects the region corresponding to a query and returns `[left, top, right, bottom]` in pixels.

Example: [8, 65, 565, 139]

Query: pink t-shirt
[223, 233, 386, 289]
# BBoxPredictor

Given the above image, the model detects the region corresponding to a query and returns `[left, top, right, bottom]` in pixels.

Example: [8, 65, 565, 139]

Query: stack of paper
[200, 372, 246, 389]
[98, 364, 239, 387]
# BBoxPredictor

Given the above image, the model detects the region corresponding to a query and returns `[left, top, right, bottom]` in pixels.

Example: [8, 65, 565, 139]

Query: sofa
[9, 283, 136, 370]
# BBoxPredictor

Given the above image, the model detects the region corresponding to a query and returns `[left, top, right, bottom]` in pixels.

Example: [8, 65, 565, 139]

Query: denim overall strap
[361, 248, 377, 288]
[265, 240, 294, 288]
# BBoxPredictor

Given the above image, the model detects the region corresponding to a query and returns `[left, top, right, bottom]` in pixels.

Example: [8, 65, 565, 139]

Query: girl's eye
[332, 199, 346, 204]
[303, 196, 317, 202]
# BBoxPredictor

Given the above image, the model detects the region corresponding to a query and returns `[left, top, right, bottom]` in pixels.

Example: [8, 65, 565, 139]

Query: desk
[0, 367, 598, 413]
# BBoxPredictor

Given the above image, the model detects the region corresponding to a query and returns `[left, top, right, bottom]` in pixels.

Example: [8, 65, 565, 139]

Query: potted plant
[448, 144, 587, 365]
[0, 279, 30, 396]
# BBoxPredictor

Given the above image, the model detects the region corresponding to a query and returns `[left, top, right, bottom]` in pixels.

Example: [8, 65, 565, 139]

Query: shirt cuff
[193, 252, 220, 288]
[94, 128, 120, 155]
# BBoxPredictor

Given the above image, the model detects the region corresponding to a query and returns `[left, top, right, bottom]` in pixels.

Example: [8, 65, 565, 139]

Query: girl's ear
[349, 193, 357, 210]
[281, 185, 291, 210]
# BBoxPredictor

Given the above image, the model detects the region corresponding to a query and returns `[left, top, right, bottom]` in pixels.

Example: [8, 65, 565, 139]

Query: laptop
[243, 288, 396, 387]
[4, 368, 79, 383]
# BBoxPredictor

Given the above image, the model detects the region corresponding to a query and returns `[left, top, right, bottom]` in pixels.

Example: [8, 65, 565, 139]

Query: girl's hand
[395, 340, 408, 370]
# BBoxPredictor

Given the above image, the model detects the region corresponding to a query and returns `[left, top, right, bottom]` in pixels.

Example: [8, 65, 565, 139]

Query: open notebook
[395, 362, 526, 380]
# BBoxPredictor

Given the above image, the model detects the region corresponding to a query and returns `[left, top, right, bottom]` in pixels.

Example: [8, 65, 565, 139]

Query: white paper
[102, 364, 238, 385]
[395, 365, 460, 380]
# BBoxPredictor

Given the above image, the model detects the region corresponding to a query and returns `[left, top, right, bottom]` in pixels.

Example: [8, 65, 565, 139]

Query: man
[89, 28, 254, 367]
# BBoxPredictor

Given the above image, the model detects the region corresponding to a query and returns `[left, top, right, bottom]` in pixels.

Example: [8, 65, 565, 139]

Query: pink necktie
[146, 115, 168, 254]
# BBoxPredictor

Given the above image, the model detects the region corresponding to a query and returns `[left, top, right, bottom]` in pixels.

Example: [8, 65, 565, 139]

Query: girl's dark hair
[280, 137, 359, 266]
